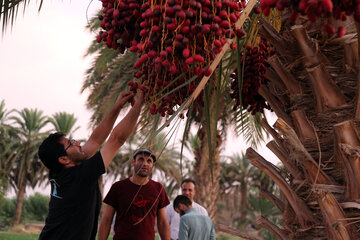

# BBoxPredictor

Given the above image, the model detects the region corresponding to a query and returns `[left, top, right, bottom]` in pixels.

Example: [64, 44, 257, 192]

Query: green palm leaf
[0, 0, 43, 34]
[49, 112, 79, 137]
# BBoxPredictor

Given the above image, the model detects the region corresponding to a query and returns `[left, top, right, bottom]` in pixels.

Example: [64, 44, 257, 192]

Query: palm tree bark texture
[245, 12, 360, 240]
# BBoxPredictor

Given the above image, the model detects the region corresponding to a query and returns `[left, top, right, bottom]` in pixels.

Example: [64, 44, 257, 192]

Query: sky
[0, 0, 97, 139]
[1, 0, 279, 197]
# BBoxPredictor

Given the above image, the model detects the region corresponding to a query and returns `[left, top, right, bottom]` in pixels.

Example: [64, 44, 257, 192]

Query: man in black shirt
[37, 90, 143, 240]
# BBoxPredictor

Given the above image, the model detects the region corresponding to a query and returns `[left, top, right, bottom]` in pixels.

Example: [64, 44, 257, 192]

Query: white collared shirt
[164, 202, 208, 240]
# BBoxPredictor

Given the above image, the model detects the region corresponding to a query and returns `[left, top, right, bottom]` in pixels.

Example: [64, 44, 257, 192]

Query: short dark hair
[38, 132, 66, 172]
[181, 178, 196, 186]
[173, 195, 192, 210]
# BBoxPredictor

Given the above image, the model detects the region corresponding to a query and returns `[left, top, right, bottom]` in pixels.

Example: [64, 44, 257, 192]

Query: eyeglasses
[65, 139, 76, 151]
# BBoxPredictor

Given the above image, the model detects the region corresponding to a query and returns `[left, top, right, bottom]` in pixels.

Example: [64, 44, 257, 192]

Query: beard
[68, 152, 87, 165]
[134, 165, 151, 177]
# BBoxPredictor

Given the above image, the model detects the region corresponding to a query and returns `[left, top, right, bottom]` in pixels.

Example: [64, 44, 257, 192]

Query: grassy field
[0, 233, 39, 240]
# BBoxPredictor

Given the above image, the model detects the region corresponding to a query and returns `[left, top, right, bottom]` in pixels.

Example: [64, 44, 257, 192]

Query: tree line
[0, 100, 80, 226]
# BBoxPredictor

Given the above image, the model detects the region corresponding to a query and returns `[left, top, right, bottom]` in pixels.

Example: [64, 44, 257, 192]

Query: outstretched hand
[115, 91, 135, 108]
[131, 81, 148, 106]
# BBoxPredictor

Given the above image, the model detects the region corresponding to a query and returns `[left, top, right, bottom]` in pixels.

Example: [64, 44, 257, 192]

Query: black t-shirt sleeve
[78, 151, 105, 181]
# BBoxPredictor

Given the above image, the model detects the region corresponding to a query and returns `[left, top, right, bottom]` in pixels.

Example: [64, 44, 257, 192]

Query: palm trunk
[239, 180, 247, 220]
[193, 124, 222, 221]
[245, 15, 360, 239]
[13, 176, 26, 225]
[193, 88, 224, 221]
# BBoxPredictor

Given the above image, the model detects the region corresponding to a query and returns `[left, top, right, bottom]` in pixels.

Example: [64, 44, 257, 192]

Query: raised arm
[157, 207, 170, 240]
[98, 204, 115, 240]
[82, 91, 135, 158]
[100, 91, 143, 170]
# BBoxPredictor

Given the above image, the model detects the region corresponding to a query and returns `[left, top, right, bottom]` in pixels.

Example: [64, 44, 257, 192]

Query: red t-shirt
[103, 178, 170, 240]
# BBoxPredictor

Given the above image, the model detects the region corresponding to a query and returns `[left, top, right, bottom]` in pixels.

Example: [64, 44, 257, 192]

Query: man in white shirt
[165, 179, 208, 240]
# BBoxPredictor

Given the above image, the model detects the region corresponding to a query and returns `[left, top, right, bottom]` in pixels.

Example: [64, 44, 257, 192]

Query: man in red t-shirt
[98, 148, 170, 240]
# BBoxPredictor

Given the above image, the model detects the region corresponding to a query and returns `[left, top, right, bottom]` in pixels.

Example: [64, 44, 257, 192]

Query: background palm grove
[2, 0, 360, 240]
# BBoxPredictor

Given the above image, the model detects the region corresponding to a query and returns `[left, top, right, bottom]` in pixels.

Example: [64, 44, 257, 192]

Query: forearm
[112, 100, 142, 144]
[97, 219, 112, 240]
[158, 221, 170, 240]
[89, 101, 124, 145]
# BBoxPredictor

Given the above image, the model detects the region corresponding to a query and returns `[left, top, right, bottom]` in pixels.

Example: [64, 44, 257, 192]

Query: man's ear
[131, 158, 135, 166]
[58, 156, 70, 166]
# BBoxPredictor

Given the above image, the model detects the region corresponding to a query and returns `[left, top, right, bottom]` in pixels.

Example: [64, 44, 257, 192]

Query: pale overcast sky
[0, 0, 98, 139]
[1, 0, 279, 197]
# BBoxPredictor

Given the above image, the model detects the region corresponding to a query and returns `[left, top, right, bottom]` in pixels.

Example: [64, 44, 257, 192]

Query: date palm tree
[243, 5, 360, 239]
[82, 10, 268, 221]
[49, 111, 80, 138]
[218, 153, 280, 238]
[84, 1, 360, 238]
[0, 100, 19, 206]
[9, 108, 49, 225]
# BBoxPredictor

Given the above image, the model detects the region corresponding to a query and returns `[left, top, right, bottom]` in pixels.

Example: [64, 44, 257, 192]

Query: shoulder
[165, 202, 175, 215]
[149, 179, 163, 186]
[193, 202, 208, 214]
[181, 212, 195, 222]
[166, 202, 174, 209]
[110, 178, 129, 188]
[148, 179, 165, 190]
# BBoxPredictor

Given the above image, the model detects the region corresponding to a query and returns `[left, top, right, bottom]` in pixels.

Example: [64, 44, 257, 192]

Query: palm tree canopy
[10, 108, 48, 137]
[9, 108, 49, 189]
[49, 112, 79, 137]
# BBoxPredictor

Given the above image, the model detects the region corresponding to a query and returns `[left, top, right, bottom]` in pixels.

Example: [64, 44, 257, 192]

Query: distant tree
[217, 152, 280, 239]
[9, 108, 49, 225]
[0, 197, 16, 229]
[0, 193, 49, 229]
[49, 111, 80, 138]
[0, 100, 18, 208]
[22, 193, 49, 222]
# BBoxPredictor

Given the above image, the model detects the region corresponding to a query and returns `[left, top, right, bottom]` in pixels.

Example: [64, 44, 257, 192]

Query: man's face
[60, 137, 87, 165]
[181, 182, 195, 202]
[132, 153, 154, 177]
[175, 204, 187, 216]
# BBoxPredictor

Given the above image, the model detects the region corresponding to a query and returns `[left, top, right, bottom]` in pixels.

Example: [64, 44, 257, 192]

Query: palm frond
[50, 112, 79, 137]
[1, 0, 43, 34]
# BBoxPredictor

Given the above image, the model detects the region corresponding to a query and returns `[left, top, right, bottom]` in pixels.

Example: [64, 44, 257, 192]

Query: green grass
[0, 233, 39, 240]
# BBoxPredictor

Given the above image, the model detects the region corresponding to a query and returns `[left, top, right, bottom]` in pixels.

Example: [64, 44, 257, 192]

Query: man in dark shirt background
[37, 90, 143, 240]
